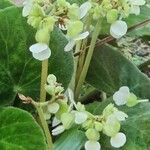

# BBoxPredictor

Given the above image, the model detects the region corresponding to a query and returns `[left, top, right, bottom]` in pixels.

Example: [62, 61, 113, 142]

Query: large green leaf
[86, 44, 150, 99]
[0, 6, 73, 106]
[0, 0, 12, 9]
[0, 107, 46, 149]
[86, 100, 150, 150]
[54, 128, 86, 150]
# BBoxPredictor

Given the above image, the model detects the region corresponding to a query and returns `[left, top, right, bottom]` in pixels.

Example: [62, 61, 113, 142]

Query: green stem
[34, 102, 53, 150]
[40, 59, 48, 102]
[75, 19, 102, 99]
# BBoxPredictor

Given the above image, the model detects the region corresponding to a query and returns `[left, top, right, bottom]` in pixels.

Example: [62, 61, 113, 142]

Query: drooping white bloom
[64, 31, 89, 51]
[22, 0, 33, 17]
[80, 2, 92, 19]
[113, 86, 130, 106]
[85, 140, 101, 150]
[110, 20, 128, 39]
[29, 43, 51, 61]
[74, 111, 88, 124]
[52, 125, 65, 135]
[129, 0, 146, 15]
[110, 132, 126, 148]
[47, 102, 60, 114]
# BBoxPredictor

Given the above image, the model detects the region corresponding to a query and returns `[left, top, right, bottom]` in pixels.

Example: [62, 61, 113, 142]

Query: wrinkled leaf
[0, 106, 47, 149]
[54, 128, 86, 150]
[0, 6, 73, 106]
[86, 44, 150, 99]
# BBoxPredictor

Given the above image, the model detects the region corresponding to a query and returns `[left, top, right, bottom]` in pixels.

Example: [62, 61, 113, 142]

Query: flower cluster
[12, 0, 146, 61]
[39, 74, 149, 150]
[89, 0, 146, 38]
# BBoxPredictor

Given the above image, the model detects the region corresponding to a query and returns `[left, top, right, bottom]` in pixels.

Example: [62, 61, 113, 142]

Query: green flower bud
[94, 122, 103, 132]
[92, 5, 101, 20]
[76, 102, 85, 111]
[35, 28, 50, 43]
[55, 86, 64, 94]
[30, 4, 45, 17]
[106, 9, 118, 23]
[28, 16, 42, 28]
[55, 100, 69, 119]
[57, 0, 70, 8]
[47, 74, 57, 85]
[67, 21, 83, 37]
[103, 103, 115, 118]
[45, 85, 55, 96]
[68, 3, 80, 20]
[85, 128, 100, 141]
[126, 93, 138, 107]
[39, 16, 56, 32]
[82, 119, 93, 129]
[61, 113, 74, 129]
[103, 116, 120, 137]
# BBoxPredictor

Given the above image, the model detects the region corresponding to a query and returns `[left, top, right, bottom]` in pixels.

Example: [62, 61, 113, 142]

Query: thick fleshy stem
[75, 19, 102, 99]
[40, 59, 49, 102]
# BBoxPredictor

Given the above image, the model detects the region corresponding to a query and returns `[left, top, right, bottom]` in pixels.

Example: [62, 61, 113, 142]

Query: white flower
[64, 31, 89, 52]
[110, 20, 127, 39]
[113, 86, 130, 106]
[110, 132, 126, 148]
[129, 0, 146, 15]
[47, 102, 60, 114]
[22, 0, 33, 17]
[113, 111, 128, 121]
[52, 125, 65, 136]
[74, 111, 88, 124]
[52, 117, 61, 127]
[29, 43, 51, 61]
[80, 2, 92, 19]
[85, 140, 101, 150]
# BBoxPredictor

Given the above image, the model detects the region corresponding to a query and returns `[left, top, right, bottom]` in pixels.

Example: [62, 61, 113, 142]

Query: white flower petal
[85, 141, 101, 150]
[75, 112, 88, 124]
[113, 91, 127, 106]
[74, 31, 89, 41]
[80, 2, 92, 19]
[52, 125, 65, 136]
[113, 111, 128, 121]
[32, 48, 51, 61]
[52, 117, 61, 127]
[130, 5, 140, 15]
[110, 132, 126, 148]
[29, 43, 48, 53]
[47, 102, 60, 114]
[110, 20, 127, 39]
[119, 86, 130, 95]
[64, 40, 75, 52]
[22, 0, 33, 17]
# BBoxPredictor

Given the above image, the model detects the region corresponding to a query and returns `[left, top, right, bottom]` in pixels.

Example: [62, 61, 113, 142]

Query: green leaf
[54, 128, 86, 150]
[0, 0, 12, 9]
[0, 7, 73, 106]
[86, 44, 150, 99]
[0, 106, 47, 150]
[126, 6, 150, 36]
[86, 100, 150, 150]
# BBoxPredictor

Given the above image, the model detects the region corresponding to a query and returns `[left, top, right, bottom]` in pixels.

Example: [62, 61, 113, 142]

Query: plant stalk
[34, 103, 53, 150]
[75, 19, 102, 99]
[40, 59, 49, 102]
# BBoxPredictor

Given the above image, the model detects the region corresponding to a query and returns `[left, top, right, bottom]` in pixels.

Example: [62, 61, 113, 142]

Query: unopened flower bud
[94, 122, 103, 132]
[85, 128, 100, 141]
